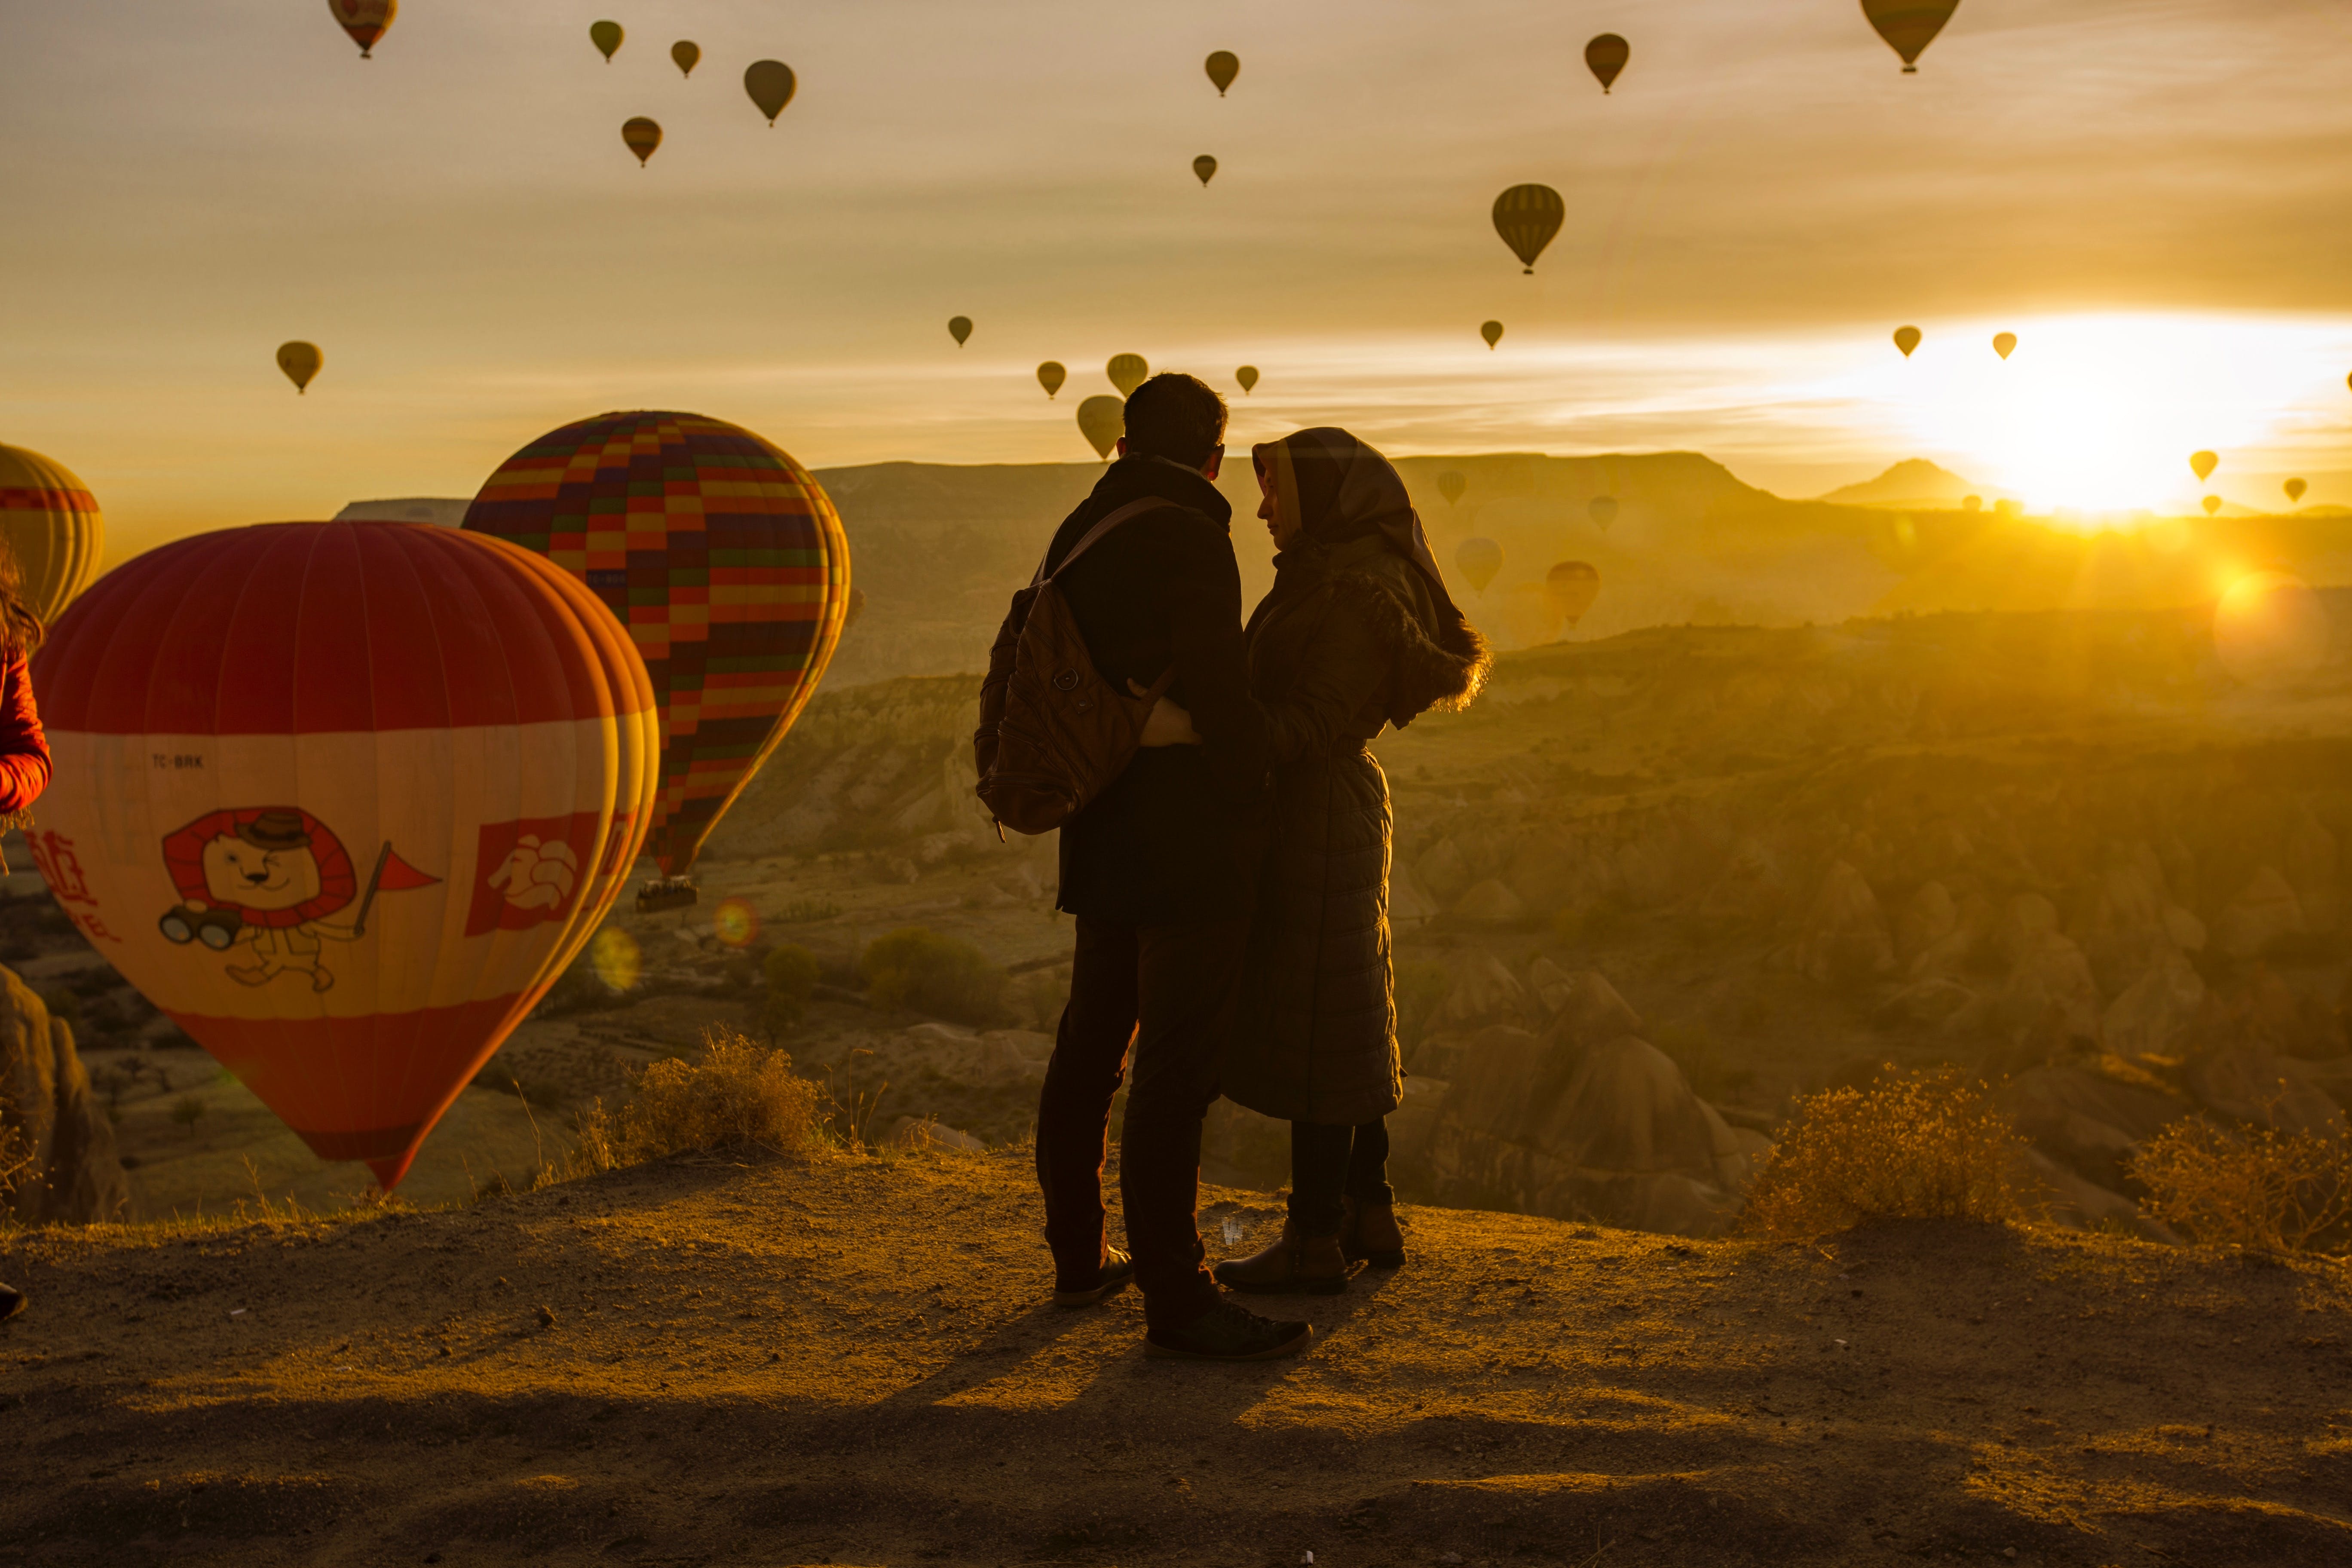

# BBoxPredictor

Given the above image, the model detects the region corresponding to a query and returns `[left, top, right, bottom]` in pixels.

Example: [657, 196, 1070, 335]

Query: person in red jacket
[0, 542, 50, 1324]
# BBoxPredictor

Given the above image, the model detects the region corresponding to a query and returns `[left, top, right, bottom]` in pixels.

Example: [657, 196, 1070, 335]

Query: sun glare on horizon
[1877, 313, 2350, 519]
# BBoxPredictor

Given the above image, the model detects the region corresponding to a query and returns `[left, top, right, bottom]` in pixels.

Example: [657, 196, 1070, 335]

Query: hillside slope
[4, 1151, 2347, 1567]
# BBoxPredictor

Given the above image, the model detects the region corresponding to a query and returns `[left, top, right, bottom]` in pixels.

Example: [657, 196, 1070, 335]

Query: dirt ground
[4, 1151, 2348, 1568]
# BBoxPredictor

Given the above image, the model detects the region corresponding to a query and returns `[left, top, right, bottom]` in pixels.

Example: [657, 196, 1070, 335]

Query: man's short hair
[1122, 373, 1228, 469]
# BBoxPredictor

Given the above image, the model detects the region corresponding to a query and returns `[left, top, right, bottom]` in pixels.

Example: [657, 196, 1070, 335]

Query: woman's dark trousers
[1035, 914, 1250, 1330]
[1288, 1118, 1394, 1237]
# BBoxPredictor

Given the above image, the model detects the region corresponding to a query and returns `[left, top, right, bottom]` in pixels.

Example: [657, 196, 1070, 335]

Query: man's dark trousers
[1036, 913, 1251, 1330]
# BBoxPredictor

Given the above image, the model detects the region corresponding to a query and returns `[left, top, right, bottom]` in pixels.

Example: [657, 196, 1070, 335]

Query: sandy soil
[5, 1151, 2348, 1567]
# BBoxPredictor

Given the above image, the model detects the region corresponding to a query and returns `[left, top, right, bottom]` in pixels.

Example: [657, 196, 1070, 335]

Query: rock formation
[0, 965, 129, 1225]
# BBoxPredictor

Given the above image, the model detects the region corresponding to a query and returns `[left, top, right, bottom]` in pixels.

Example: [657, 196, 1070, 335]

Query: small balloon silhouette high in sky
[1585, 35, 1629, 93]
[744, 61, 796, 124]
[1894, 325, 1922, 357]
[1481, 321, 1504, 350]
[622, 117, 662, 166]
[671, 41, 700, 77]
[1863, 0, 1961, 74]
[1492, 185, 1564, 273]
[1205, 51, 1239, 95]
[326, 0, 395, 59]
[590, 20, 622, 61]
[1107, 354, 1149, 398]
[1036, 361, 1066, 400]
[277, 340, 322, 393]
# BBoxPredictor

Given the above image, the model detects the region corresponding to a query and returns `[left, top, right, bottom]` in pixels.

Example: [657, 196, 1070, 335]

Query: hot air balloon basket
[636, 879, 700, 914]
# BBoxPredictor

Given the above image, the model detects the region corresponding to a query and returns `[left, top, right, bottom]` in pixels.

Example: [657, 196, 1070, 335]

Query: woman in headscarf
[1140, 429, 1488, 1292]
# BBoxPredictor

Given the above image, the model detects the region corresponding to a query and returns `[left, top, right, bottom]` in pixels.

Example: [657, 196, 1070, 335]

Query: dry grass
[2128, 1117, 2352, 1253]
[1743, 1068, 2029, 1239]
[576, 1029, 822, 1172]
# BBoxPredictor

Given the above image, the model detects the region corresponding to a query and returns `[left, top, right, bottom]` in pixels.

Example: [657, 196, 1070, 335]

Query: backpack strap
[1030, 496, 1170, 587]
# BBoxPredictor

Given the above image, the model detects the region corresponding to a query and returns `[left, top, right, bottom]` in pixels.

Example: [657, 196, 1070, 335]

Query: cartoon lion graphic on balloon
[156, 808, 438, 991]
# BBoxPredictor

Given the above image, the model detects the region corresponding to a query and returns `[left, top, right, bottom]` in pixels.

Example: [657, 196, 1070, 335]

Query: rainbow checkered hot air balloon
[463, 412, 852, 880]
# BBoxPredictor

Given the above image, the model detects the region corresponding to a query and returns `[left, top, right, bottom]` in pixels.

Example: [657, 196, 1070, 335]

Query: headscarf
[1250, 428, 1463, 623]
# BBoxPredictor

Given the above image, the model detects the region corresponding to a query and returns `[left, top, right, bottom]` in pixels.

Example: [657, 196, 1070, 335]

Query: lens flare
[2213, 571, 2331, 687]
[714, 897, 760, 949]
[590, 927, 642, 993]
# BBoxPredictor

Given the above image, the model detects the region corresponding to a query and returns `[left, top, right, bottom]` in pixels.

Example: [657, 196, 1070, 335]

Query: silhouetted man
[1032, 372, 1311, 1360]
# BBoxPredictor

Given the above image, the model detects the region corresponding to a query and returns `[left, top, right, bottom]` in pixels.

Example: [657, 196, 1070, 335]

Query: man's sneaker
[1144, 1295, 1312, 1361]
[0, 1282, 23, 1323]
[1053, 1247, 1135, 1308]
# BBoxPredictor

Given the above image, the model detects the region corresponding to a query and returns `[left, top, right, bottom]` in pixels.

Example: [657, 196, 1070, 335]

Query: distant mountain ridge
[1818, 459, 1989, 508]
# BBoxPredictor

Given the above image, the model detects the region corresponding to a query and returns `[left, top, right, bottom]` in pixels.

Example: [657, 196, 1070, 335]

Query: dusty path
[3, 1149, 2347, 1567]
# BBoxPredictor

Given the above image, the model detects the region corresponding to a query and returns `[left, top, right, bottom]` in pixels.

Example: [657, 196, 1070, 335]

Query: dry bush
[1744, 1068, 2028, 1239]
[2128, 1118, 2352, 1253]
[576, 1029, 821, 1172]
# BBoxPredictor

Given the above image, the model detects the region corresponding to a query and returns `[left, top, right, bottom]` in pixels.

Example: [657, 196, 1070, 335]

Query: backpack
[972, 496, 1174, 836]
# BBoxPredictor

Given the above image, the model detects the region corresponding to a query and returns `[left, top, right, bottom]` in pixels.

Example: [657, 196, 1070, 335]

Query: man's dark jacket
[1040, 454, 1266, 926]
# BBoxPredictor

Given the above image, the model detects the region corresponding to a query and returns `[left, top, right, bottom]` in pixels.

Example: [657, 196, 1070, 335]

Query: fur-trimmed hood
[1248, 536, 1491, 732]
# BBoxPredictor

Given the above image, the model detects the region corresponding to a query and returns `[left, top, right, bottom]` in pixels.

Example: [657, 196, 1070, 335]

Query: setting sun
[1882, 313, 2347, 517]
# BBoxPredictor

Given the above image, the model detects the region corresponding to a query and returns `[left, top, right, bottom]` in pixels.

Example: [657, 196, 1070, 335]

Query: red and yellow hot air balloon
[0, 443, 104, 625]
[463, 412, 852, 881]
[28, 522, 658, 1190]
[326, 0, 395, 58]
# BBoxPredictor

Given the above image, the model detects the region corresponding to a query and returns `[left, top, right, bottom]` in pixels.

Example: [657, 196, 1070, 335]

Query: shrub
[575, 1029, 820, 1170]
[1743, 1068, 2027, 1239]
[170, 1093, 207, 1138]
[860, 927, 1010, 1026]
[759, 943, 823, 1037]
[2128, 1119, 2352, 1253]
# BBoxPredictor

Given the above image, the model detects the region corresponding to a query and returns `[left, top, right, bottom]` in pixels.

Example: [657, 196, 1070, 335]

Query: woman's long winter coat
[1220, 530, 1486, 1125]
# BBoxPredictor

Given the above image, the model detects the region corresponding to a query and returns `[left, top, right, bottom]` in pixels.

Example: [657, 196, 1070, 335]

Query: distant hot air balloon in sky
[1545, 560, 1602, 628]
[29, 521, 658, 1191]
[1585, 34, 1630, 93]
[744, 60, 796, 123]
[948, 316, 972, 348]
[1993, 332, 2017, 360]
[1481, 321, 1504, 350]
[671, 40, 700, 77]
[590, 19, 623, 61]
[1492, 184, 1565, 273]
[464, 411, 851, 879]
[1588, 496, 1619, 531]
[1862, 0, 1960, 74]
[1193, 155, 1218, 187]
[1236, 366, 1259, 395]
[2202, 496, 2223, 517]
[1205, 51, 1239, 95]
[327, 0, 395, 58]
[1893, 326, 1922, 358]
[1077, 396, 1124, 460]
[1107, 354, 1150, 398]
[1437, 472, 1467, 506]
[277, 341, 323, 393]
[622, 117, 662, 166]
[0, 443, 104, 626]
[1456, 537, 1502, 594]
[2190, 450, 2219, 482]
[1037, 362, 1066, 400]
[2286, 478, 2308, 504]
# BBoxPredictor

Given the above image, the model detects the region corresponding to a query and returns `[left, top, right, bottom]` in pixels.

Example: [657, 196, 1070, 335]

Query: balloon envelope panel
[28, 522, 658, 1189]
[0, 443, 104, 625]
[463, 410, 852, 876]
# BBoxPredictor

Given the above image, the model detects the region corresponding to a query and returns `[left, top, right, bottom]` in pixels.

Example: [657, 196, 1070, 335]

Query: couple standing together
[1027, 372, 1488, 1361]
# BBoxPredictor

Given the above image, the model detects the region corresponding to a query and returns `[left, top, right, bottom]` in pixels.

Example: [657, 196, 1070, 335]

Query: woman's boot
[1340, 1197, 1406, 1268]
[1212, 1222, 1349, 1295]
